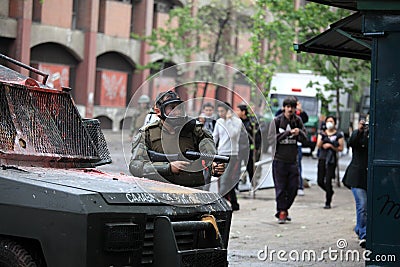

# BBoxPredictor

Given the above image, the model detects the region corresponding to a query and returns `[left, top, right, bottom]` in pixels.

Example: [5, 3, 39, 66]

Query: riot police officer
[130, 94, 151, 138]
[129, 90, 224, 187]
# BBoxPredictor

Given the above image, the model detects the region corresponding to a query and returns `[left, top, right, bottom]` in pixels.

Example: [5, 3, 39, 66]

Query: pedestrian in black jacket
[272, 96, 307, 224]
[237, 104, 261, 183]
[275, 99, 309, 195]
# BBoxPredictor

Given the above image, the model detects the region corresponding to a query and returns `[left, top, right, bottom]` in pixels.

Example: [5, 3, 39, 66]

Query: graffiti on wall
[38, 63, 70, 89]
[98, 70, 127, 107]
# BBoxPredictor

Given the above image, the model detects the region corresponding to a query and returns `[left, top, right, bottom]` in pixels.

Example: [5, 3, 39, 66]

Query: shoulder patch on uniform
[141, 120, 160, 131]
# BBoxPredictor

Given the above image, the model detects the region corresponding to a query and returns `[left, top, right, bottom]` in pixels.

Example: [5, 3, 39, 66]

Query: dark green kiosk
[295, 1, 400, 266]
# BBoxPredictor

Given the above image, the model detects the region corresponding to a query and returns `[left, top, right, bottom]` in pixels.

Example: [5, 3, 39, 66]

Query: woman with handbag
[316, 115, 344, 209]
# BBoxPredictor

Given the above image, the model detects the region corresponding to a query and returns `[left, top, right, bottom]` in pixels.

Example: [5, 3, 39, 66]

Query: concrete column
[131, 0, 154, 101]
[75, 0, 99, 118]
[112, 119, 120, 132]
[9, 0, 32, 76]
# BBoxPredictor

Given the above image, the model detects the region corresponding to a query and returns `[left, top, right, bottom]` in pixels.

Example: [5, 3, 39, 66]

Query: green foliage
[263, 1, 370, 120]
[145, 4, 203, 64]
[137, 0, 250, 67]
[296, 5, 370, 120]
[135, 0, 371, 120]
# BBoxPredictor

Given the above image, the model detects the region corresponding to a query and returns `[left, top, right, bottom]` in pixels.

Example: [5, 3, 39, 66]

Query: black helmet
[155, 91, 187, 127]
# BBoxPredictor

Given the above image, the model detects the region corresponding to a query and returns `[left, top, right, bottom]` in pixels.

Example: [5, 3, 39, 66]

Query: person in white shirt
[213, 102, 242, 211]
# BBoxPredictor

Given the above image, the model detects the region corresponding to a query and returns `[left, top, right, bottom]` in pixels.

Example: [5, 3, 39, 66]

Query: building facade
[0, 0, 253, 130]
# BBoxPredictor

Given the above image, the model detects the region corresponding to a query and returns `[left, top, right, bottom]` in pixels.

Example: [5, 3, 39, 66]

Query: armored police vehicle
[0, 54, 231, 267]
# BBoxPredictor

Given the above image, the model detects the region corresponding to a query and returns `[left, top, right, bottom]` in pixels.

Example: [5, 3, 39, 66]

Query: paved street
[99, 130, 365, 266]
[227, 156, 365, 267]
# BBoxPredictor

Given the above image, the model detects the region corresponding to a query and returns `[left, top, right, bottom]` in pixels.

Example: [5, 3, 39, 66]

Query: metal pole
[0, 53, 49, 85]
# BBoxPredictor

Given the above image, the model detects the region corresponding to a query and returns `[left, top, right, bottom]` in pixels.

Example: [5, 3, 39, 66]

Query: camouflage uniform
[130, 95, 151, 137]
[129, 119, 216, 187]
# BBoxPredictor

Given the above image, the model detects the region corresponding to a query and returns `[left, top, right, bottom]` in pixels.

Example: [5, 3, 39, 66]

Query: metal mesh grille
[83, 119, 112, 165]
[0, 83, 110, 165]
[30, 89, 95, 156]
[104, 223, 143, 252]
[0, 85, 16, 151]
[142, 215, 229, 266]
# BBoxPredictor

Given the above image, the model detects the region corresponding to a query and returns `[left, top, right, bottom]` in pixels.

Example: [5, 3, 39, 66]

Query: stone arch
[95, 51, 136, 108]
[120, 116, 133, 130]
[94, 115, 113, 130]
[30, 42, 80, 91]
[172, 0, 185, 7]
[149, 60, 177, 76]
[97, 51, 136, 72]
[30, 30, 84, 60]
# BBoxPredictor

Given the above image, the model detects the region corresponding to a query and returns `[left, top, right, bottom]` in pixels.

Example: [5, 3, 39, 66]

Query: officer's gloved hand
[212, 162, 225, 177]
[170, 161, 190, 174]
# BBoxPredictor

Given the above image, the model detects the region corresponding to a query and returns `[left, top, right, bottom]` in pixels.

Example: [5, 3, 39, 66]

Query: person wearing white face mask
[316, 115, 344, 209]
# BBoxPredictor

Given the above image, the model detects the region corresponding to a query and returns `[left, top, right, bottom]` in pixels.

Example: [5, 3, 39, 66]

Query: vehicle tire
[0, 239, 37, 267]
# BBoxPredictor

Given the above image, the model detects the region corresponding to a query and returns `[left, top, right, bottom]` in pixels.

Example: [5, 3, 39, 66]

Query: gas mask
[158, 99, 188, 129]
[164, 104, 196, 133]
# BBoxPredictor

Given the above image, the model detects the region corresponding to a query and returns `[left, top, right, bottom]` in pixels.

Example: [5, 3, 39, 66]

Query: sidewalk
[228, 180, 364, 266]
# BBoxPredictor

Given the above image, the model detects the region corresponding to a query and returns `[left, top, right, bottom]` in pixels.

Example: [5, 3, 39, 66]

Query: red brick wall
[9, 0, 32, 18]
[150, 77, 175, 100]
[232, 84, 251, 109]
[194, 83, 217, 111]
[237, 32, 252, 55]
[99, 0, 131, 38]
[39, 0, 73, 28]
[154, 12, 170, 29]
